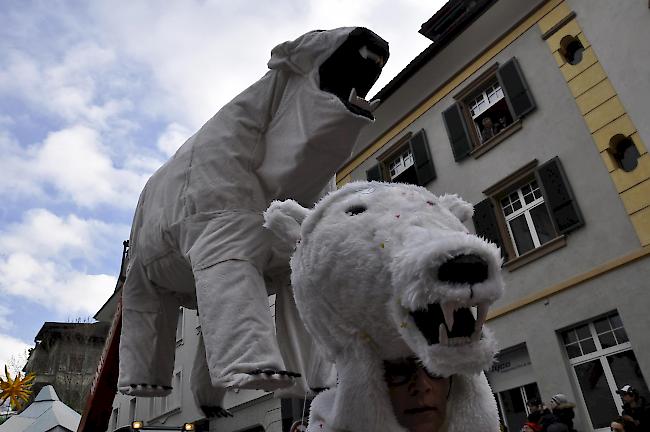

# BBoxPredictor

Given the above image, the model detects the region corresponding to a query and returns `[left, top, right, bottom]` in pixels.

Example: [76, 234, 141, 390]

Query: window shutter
[473, 198, 509, 260]
[409, 129, 436, 186]
[535, 157, 584, 234]
[497, 57, 536, 119]
[366, 164, 382, 181]
[442, 103, 472, 162]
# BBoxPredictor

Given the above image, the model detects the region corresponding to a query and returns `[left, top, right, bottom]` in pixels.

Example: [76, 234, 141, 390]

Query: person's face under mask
[384, 358, 451, 432]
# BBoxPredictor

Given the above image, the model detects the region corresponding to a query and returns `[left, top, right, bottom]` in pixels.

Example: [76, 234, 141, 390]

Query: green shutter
[497, 57, 536, 119]
[366, 164, 382, 181]
[442, 103, 473, 162]
[535, 157, 584, 234]
[409, 130, 436, 186]
[473, 198, 508, 260]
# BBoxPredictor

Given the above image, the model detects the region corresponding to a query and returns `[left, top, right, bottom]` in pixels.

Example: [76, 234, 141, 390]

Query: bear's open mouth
[409, 301, 489, 346]
[319, 27, 388, 119]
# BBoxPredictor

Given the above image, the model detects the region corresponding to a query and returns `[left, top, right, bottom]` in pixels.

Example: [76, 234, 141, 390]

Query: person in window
[494, 115, 509, 134]
[384, 357, 451, 432]
[617, 385, 650, 431]
[548, 394, 577, 432]
[481, 116, 498, 142]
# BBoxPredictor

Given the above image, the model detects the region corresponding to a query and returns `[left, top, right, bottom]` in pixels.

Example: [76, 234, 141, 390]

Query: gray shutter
[497, 57, 536, 119]
[366, 164, 382, 181]
[442, 103, 472, 162]
[535, 157, 584, 234]
[473, 198, 508, 260]
[409, 130, 436, 186]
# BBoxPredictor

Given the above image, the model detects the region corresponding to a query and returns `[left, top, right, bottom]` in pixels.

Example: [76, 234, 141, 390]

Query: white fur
[264, 199, 310, 246]
[264, 182, 504, 431]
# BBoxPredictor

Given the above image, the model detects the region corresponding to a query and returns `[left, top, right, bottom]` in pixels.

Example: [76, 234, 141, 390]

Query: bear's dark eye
[345, 205, 367, 216]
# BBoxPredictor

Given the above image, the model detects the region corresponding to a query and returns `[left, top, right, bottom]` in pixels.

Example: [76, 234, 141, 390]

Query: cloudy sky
[0, 0, 445, 371]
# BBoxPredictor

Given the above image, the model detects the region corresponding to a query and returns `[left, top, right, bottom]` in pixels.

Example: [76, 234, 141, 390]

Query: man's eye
[345, 205, 367, 216]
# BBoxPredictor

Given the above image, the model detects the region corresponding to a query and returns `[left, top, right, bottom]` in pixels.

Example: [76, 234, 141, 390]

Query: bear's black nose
[438, 254, 488, 285]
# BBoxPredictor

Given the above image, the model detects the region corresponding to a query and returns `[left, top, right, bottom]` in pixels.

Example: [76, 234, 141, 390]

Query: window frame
[500, 179, 553, 256]
[475, 159, 572, 270]
[444, 57, 535, 161]
[377, 132, 414, 181]
[176, 307, 184, 346]
[111, 407, 120, 431]
[494, 382, 541, 432]
[128, 397, 136, 423]
[561, 312, 648, 432]
[367, 129, 436, 186]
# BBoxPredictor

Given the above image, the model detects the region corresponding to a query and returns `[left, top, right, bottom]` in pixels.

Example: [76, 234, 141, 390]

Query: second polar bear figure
[117, 27, 389, 410]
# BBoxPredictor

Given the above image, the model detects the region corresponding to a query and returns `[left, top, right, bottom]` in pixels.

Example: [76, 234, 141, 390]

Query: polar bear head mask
[265, 181, 504, 378]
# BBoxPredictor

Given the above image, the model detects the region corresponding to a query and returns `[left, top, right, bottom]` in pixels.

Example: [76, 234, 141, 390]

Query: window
[562, 312, 650, 431]
[129, 398, 136, 423]
[443, 57, 536, 161]
[559, 35, 585, 65]
[473, 157, 583, 268]
[111, 407, 120, 430]
[608, 134, 640, 172]
[366, 129, 436, 186]
[387, 147, 414, 180]
[68, 353, 84, 373]
[176, 307, 184, 344]
[169, 370, 182, 410]
[500, 180, 555, 256]
[149, 370, 181, 419]
[494, 383, 540, 431]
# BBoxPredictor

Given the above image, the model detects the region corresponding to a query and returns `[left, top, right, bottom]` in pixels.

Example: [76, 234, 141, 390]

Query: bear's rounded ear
[438, 194, 474, 222]
[263, 200, 310, 245]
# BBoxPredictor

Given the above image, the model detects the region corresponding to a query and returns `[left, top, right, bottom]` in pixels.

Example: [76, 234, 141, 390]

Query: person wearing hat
[527, 398, 559, 431]
[616, 385, 650, 431]
[548, 394, 576, 432]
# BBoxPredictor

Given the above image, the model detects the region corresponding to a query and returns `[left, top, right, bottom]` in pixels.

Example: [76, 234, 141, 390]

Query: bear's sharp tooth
[348, 88, 358, 104]
[475, 301, 489, 333]
[348, 88, 380, 113]
[441, 302, 455, 332]
[438, 323, 448, 346]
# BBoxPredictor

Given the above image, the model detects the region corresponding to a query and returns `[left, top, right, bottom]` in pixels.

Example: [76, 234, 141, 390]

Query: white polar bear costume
[264, 182, 505, 432]
[118, 27, 389, 410]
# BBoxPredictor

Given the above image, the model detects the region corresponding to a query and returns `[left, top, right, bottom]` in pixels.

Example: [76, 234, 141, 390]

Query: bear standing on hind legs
[117, 27, 389, 412]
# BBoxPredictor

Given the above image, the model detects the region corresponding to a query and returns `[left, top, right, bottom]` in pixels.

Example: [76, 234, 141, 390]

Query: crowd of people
[517, 385, 649, 432]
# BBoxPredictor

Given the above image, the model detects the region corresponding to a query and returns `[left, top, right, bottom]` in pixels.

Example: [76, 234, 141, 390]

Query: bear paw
[225, 370, 300, 391]
[119, 383, 173, 397]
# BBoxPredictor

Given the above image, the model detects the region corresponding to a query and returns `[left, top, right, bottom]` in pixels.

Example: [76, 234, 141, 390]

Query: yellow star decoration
[0, 365, 36, 411]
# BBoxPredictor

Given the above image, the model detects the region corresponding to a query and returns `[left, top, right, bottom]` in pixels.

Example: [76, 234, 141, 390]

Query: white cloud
[0, 130, 44, 198]
[0, 209, 126, 315]
[0, 333, 32, 376]
[90, 0, 439, 128]
[0, 125, 155, 208]
[157, 122, 192, 157]
[0, 252, 116, 316]
[34, 125, 151, 208]
[0, 305, 13, 331]
[0, 43, 131, 129]
[0, 208, 125, 261]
